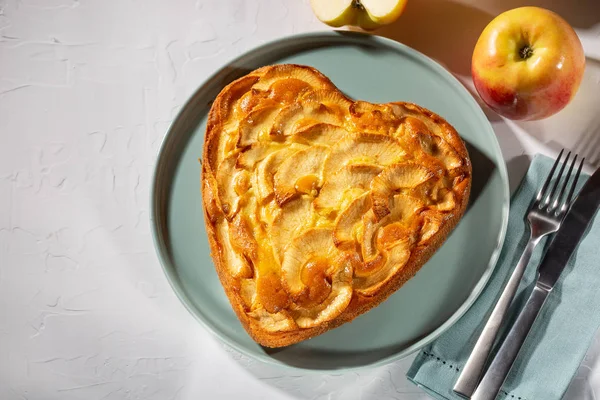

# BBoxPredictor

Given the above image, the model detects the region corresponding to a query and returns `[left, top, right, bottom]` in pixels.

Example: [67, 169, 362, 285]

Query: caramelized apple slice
[301, 89, 353, 111]
[290, 254, 354, 329]
[282, 228, 337, 295]
[273, 145, 330, 205]
[255, 148, 292, 202]
[400, 120, 463, 170]
[268, 78, 313, 103]
[270, 103, 342, 137]
[422, 133, 463, 170]
[315, 164, 382, 211]
[370, 162, 434, 219]
[271, 196, 314, 262]
[239, 278, 257, 310]
[290, 123, 349, 146]
[349, 101, 404, 134]
[229, 214, 259, 263]
[419, 209, 446, 243]
[252, 64, 336, 92]
[237, 88, 273, 115]
[237, 144, 278, 169]
[216, 154, 242, 219]
[333, 192, 372, 248]
[322, 133, 406, 179]
[281, 228, 353, 328]
[216, 220, 253, 279]
[354, 237, 411, 296]
[362, 194, 425, 260]
[248, 307, 297, 332]
[215, 75, 259, 123]
[435, 188, 456, 211]
[238, 105, 280, 147]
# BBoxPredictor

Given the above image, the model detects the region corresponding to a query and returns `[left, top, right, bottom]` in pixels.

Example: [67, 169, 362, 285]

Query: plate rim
[150, 30, 510, 372]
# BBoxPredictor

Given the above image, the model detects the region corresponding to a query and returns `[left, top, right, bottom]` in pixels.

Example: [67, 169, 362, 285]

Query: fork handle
[471, 285, 550, 400]
[453, 235, 541, 398]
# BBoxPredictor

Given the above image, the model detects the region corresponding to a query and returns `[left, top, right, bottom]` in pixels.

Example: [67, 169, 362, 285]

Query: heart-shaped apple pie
[202, 64, 471, 347]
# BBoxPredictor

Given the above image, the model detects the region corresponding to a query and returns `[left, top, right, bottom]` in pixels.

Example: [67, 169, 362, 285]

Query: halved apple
[310, 0, 407, 30]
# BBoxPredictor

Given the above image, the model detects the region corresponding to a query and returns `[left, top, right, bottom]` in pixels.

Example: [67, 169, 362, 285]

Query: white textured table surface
[1, 1, 599, 399]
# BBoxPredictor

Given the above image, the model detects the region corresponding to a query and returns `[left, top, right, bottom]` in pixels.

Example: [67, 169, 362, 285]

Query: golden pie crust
[201, 64, 471, 347]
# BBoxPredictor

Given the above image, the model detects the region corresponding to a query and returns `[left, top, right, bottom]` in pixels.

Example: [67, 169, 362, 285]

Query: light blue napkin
[407, 154, 600, 400]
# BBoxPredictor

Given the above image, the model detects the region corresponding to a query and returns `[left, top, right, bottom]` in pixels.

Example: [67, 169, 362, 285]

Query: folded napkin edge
[408, 349, 533, 400]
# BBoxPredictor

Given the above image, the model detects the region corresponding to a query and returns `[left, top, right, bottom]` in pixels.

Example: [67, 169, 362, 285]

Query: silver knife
[471, 165, 600, 400]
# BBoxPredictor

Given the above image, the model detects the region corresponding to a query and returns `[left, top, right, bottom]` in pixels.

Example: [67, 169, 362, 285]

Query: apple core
[518, 45, 533, 60]
[352, 0, 365, 10]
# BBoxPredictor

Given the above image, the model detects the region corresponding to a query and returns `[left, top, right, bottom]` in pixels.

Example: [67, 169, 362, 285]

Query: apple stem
[519, 45, 534, 60]
[351, 0, 364, 10]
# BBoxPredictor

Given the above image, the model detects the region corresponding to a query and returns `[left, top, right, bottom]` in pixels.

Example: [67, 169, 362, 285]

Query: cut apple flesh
[310, 0, 406, 29]
[309, 0, 354, 25]
[360, 0, 406, 22]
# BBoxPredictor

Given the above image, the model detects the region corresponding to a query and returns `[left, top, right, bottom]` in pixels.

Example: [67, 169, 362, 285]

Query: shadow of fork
[572, 112, 600, 168]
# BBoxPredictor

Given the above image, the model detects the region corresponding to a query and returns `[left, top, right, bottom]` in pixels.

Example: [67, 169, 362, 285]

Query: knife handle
[454, 237, 540, 398]
[471, 285, 550, 400]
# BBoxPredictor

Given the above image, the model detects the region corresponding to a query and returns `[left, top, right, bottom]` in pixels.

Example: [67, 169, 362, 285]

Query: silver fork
[453, 150, 585, 398]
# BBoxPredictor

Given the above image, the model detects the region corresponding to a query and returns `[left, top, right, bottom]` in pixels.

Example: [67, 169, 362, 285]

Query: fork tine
[543, 151, 571, 208]
[552, 154, 577, 213]
[561, 157, 585, 213]
[536, 149, 564, 203]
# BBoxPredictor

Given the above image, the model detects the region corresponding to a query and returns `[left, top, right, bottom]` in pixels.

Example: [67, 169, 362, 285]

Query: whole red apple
[472, 7, 585, 120]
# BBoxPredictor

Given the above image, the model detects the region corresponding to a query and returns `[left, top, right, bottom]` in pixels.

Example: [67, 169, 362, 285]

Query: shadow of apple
[372, 0, 494, 77]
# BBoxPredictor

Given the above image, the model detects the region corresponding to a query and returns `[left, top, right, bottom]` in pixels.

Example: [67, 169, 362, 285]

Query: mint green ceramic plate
[151, 31, 509, 371]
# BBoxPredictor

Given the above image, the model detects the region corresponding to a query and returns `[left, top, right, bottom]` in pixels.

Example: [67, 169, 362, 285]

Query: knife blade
[471, 165, 600, 400]
[537, 166, 600, 290]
